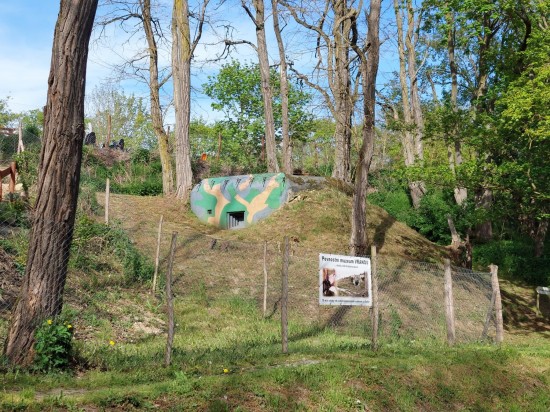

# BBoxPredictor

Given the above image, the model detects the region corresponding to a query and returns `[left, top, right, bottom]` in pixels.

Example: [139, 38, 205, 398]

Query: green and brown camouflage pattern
[190, 173, 289, 229]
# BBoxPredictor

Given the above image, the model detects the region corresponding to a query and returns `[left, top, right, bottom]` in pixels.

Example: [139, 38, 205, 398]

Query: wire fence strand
[1, 213, 496, 363]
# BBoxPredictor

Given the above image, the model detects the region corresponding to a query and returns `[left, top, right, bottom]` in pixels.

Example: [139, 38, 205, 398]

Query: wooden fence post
[490, 264, 504, 344]
[9, 162, 15, 201]
[17, 121, 25, 154]
[281, 236, 289, 354]
[152, 215, 164, 294]
[106, 114, 112, 148]
[105, 178, 110, 225]
[371, 245, 379, 351]
[0, 163, 17, 202]
[444, 259, 456, 346]
[481, 291, 496, 340]
[165, 232, 178, 367]
[263, 241, 268, 317]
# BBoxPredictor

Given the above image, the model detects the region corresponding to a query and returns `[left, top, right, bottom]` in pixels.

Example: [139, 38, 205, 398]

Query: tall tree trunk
[533, 219, 548, 258]
[142, 0, 174, 195]
[249, 0, 280, 173]
[394, 0, 425, 208]
[350, 0, 381, 256]
[472, 16, 499, 240]
[3, 0, 98, 366]
[446, 11, 467, 205]
[172, 0, 193, 201]
[332, 0, 353, 183]
[272, 0, 292, 174]
[281, 0, 356, 182]
[475, 187, 493, 241]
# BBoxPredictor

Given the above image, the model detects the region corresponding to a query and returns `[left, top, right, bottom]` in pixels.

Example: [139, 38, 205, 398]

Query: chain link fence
[1, 210, 497, 365]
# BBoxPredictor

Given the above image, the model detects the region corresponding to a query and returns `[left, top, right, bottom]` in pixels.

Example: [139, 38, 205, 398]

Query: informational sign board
[319, 253, 372, 306]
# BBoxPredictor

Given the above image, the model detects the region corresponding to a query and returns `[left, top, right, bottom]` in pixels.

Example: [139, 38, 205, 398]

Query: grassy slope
[1, 189, 548, 411]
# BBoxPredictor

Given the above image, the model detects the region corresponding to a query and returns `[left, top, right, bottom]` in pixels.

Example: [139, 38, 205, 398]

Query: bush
[131, 148, 151, 164]
[368, 189, 415, 226]
[111, 178, 162, 196]
[0, 200, 29, 227]
[80, 148, 163, 196]
[71, 215, 154, 284]
[14, 144, 41, 193]
[474, 238, 549, 285]
[34, 317, 74, 372]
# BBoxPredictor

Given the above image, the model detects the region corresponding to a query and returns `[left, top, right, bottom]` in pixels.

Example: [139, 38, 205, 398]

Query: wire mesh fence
[1, 210, 497, 367]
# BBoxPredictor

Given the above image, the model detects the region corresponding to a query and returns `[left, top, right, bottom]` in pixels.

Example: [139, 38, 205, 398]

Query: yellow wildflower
[223, 368, 229, 374]
[109, 340, 115, 346]
[47, 319, 52, 325]
[67, 324, 72, 329]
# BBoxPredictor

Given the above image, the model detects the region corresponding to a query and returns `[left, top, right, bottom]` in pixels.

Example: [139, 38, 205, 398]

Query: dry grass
[94, 189, 546, 343]
[97, 188, 447, 261]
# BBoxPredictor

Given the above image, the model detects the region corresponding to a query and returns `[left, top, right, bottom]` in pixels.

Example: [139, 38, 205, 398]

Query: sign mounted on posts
[319, 253, 372, 306]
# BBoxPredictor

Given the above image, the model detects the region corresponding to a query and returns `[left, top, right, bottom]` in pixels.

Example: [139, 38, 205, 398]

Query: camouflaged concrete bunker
[190, 173, 290, 229]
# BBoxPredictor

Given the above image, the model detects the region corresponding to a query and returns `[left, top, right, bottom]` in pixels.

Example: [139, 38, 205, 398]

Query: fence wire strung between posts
[0, 212, 499, 366]
[0, 219, 74, 357]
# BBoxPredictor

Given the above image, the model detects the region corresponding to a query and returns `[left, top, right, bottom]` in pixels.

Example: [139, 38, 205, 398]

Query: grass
[1, 189, 549, 410]
[1, 295, 549, 411]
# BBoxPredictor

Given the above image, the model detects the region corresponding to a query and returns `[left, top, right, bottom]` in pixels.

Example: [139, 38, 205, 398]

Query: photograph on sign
[319, 253, 372, 306]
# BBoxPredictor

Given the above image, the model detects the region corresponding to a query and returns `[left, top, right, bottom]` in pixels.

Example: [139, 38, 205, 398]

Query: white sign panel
[319, 253, 372, 306]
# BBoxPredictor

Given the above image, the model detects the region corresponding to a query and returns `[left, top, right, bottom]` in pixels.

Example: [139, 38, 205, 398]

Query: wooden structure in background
[0, 162, 16, 201]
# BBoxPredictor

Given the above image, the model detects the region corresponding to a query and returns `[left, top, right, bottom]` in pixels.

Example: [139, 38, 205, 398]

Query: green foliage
[71, 215, 154, 284]
[86, 84, 156, 150]
[33, 317, 74, 372]
[0, 200, 29, 227]
[369, 187, 414, 225]
[111, 177, 163, 196]
[203, 60, 313, 172]
[474, 238, 549, 285]
[131, 147, 151, 164]
[80, 147, 163, 196]
[368, 171, 477, 245]
[294, 118, 336, 176]
[14, 143, 41, 192]
[0, 97, 15, 128]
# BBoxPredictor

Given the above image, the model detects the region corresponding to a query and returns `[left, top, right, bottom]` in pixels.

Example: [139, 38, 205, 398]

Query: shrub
[0, 200, 29, 227]
[474, 238, 549, 285]
[368, 189, 416, 227]
[14, 144, 41, 193]
[34, 317, 74, 372]
[131, 148, 151, 164]
[71, 215, 154, 284]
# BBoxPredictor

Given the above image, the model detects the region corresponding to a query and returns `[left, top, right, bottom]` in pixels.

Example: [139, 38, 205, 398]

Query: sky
[0, 2, 60, 114]
[0, 1, 265, 124]
[0, 1, 399, 125]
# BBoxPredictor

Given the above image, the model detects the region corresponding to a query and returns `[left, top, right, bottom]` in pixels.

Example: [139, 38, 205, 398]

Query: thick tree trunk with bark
[172, 0, 193, 201]
[331, 0, 353, 183]
[272, 0, 292, 174]
[446, 11, 467, 205]
[350, 0, 381, 256]
[472, 16, 500, 240]
[394, 0, 425, 208]
[475, 187, 493, 241]
[533, 219, 548, 258]
[250, 0, 279, 173]
[3, 0, 98, 366]
[282, 0, 356, 182]
[142, 0, 174, 195]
